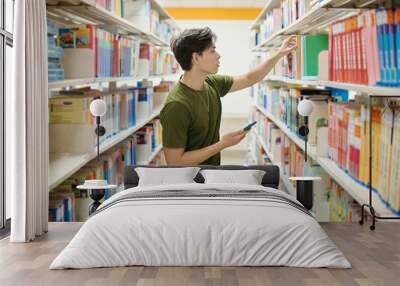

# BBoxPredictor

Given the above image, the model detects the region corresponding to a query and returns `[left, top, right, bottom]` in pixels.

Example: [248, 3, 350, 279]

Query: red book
[354, 18, 361, 84]
[358, 14, 368, 84]
[96, 0, 106, 8]
[328, 25, 336, 81]
[112, 35, 119, 77]
[348, 19, 355, 83]
[86, 24, 98, 78]
[340, 22, 346, 82]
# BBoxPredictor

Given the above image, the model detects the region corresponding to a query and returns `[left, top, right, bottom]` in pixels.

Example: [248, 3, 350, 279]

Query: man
[160, 27, 296, 165]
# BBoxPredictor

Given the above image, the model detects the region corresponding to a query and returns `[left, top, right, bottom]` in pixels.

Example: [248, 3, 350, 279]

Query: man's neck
[180, 70, 207, 91]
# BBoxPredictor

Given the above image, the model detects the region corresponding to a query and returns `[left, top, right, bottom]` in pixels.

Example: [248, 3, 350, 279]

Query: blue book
[128, 91, 134, 127]
[63, 196, 71, 222]
[396, 12, 400, 85]
[128, 88, 138, 127]
[388, 19, 396, 86]
[47, 20, 58, 36]
[383, 11, 391, 86]
[377, 10, 386, 85]
[103, 159, 110, 183]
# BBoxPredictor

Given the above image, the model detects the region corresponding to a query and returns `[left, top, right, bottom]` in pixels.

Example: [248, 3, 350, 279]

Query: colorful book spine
[329, 8, 400, 86]
[328, 102, 400, 212]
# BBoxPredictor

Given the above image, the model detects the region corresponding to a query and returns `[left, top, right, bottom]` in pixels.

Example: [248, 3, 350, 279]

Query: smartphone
[243, 121, 257, 131]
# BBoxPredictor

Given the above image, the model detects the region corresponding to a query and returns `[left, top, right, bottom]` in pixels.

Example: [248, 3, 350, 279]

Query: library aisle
[43, 0, 400, 226]
[248, 0, 400, 225]
[2, 1, 400, 285]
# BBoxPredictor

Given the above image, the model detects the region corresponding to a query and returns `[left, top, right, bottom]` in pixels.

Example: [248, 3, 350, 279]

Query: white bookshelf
[49, 73, 180, 90]
[47, 0, 181, 191]
[137, 144, 163, 165]
[253, 131, 296, 197]
[49, 106, 163, 190]
[254, 132, 275, 163]
[265, 75, 400, 96]
[149, 0, 180, 30]
[46, 0, 175, 47]
[254, 104, 395, 217]
[251, 0, 376, 52]
[250, 0, 281, 30]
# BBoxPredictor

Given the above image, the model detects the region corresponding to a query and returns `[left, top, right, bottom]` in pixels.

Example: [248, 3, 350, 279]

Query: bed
[50, 165, 351, 269]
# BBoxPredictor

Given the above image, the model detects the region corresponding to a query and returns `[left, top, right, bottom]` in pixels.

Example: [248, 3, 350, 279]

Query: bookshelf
[139, 144, 163, 165]
[250, 130, 296, 197]
[254, 104, 395, 217]
[149, 0, 179, 30]
[48, 73, 180, 90]
[250, 1, 400, 225]
[251, 0, 384, 52]
[49, 106, 163, 190]
[47, 0, 180, 222]
[251, 0, 281, 30]
[265, 75, 400, 96]
[47, 0, 180, 189]
[46, 0, 176, 47]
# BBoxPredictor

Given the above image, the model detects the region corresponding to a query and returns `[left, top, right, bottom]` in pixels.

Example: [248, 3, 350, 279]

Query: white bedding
[50, 183, 351, 269]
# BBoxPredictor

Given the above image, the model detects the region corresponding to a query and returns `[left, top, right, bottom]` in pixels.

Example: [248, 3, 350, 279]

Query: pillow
[200, 169, 266, 185]
[135, 167, 201, 186]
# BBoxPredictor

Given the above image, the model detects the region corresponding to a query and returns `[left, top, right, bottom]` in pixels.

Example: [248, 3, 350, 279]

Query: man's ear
[192, 52, 200, 65]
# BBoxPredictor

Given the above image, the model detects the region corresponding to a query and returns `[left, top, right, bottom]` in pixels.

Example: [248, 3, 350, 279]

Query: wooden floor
[0, 222, 399, 286]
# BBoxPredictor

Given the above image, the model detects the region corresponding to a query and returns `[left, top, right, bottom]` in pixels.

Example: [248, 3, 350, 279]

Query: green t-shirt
[160, 74, 234, 165]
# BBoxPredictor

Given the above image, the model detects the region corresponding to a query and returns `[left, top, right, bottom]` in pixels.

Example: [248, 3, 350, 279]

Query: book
[302, 34, 329, 79]
[59, 28, 75, 48]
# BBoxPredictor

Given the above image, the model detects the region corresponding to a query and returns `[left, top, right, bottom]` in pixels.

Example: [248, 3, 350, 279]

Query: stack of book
[274, 88, 331, 142]
[53, 24, 177, 81]
[96, 0, 126, 17]
[328, 101, 400, 213]
[328, 8, 400, 86]
[273, 34, 329, 80]
[58, 25, 140, 79]
[50, 131, 159, 221]
[282, 0, 313, 29]
[47, 21, 64, 82]
[259, 8, 282, 44]
[135, 121, 157, 164]
[49, 191, 75, 222]
[252, 0, 322, 48]
[123, 0, 176, 43]
[255, 83, 281, 118]
[328, 180, 362, 222]
[138, 43, 177, 77]
[49, 88, 141, 153]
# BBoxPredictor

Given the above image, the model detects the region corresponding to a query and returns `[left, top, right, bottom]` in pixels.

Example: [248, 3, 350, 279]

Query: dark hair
[170, 27, 216, 71]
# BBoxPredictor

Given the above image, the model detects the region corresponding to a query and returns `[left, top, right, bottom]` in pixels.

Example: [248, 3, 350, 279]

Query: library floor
[0, 222, 399, 286]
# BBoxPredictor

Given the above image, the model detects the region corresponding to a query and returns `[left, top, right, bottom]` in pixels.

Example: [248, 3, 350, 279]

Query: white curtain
[7, 0, 49, 242]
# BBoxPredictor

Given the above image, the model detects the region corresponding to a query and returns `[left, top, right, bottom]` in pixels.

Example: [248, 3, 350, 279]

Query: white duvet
[50, 183, 351, 269]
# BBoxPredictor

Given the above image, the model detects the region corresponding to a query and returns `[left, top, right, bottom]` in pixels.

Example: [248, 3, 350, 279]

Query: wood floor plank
[0, 222, 399, 286]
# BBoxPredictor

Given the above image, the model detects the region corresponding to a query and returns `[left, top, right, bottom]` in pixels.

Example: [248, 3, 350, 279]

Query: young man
[160, 27, 296, 165]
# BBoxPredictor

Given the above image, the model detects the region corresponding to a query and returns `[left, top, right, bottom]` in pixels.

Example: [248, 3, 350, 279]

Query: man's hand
[277, 35, 297, 56]
[220, 130, 249, 148]
[164, 129, 249, 165]
[230, 36, 297, 93]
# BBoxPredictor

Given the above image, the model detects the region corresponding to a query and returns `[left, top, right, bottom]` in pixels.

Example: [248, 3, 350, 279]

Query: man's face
[193, 44, 221, 74]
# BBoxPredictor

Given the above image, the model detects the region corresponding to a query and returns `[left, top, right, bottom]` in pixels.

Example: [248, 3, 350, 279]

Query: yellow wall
[165, 7, 262, 20]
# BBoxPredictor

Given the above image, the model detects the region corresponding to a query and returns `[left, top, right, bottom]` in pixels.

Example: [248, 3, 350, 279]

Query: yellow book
[359, 105, 370, 185]
[389, 112, 400, 211]
[380, 108, 392, 202]
[371, 107, 382, 191]
[116, 0, 121, 17]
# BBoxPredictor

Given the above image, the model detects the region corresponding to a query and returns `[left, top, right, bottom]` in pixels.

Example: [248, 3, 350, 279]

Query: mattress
[50, 183, 351, 269]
